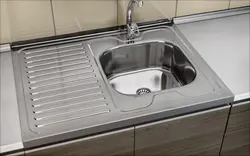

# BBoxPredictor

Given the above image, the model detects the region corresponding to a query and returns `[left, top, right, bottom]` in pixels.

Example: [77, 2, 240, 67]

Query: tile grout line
[175, 0, 178, 17]
[117, 0, 119, 26]
[50, 0, 57, 36]
[228, 0, 231, 9]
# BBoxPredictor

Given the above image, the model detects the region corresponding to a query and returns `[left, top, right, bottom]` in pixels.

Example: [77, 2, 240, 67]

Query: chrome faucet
[126, 0, 143, 40]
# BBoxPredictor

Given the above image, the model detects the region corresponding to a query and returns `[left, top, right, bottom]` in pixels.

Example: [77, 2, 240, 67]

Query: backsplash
[0, 0, 249, 44]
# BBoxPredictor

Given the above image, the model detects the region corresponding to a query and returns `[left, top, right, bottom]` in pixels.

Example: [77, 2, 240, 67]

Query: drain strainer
[136, 88, 151, 95]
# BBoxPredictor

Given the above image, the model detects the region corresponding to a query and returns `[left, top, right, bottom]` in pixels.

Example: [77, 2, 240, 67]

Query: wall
[0, 0, 249, 44]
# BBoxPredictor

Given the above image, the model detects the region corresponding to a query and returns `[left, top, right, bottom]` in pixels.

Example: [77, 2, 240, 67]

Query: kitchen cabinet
[135, 106, 230, 156]
[221, 101, 250, 156]
[24, 105, 233, 156]
[25, 127, 134, 156]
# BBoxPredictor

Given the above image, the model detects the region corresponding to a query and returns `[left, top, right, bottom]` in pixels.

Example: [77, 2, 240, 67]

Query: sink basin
[99, 41, 196, 95]
[88, 26, 230, 112]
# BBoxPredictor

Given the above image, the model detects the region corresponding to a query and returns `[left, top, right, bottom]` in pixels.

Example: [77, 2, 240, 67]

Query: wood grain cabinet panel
[221, 101, 250, 156]
[135, 106, 230, 156]
[25, 128, 134, 156]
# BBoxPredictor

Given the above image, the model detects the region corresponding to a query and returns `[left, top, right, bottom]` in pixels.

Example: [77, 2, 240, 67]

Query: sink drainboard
[16, 42, 112, 131]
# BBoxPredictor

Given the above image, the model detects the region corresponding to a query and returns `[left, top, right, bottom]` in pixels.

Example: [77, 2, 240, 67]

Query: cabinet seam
[218, 104, 232, 156]
[133, 127, 135, 156]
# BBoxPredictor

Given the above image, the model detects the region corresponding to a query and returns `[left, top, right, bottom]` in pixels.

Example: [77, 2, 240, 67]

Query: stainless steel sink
[12, 23, 233, 148]
[99, 41, 196, 95]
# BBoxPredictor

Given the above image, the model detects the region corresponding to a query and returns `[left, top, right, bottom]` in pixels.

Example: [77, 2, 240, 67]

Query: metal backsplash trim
[174, 6, 250, 24]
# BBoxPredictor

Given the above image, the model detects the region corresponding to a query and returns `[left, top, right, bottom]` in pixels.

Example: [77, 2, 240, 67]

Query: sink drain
[136, 88, 151, 95]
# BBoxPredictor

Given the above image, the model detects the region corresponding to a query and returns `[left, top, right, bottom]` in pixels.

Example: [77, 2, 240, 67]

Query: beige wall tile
[5, 0, 55, 42]
[0, 0, 11, 44]
[52, 0, 117, 35]
[2, 0, 246, 44]
[230, 0, 250, 8]
[118, 0, 176, 25]
[177, 0, 230, 16]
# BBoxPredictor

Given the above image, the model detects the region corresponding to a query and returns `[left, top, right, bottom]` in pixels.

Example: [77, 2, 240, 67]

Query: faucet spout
[126, 0, 143, 41]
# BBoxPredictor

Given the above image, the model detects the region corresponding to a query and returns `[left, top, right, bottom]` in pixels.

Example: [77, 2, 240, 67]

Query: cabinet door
[221, 101, 250, 156]
[25, 128, 134, 156]
[135, 106, 230, 156]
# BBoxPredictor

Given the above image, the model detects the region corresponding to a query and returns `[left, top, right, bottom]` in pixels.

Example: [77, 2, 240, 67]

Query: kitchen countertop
[176, 12, 250, 102]
[0, 8, 249, 154]
[0, 51, 23, 153]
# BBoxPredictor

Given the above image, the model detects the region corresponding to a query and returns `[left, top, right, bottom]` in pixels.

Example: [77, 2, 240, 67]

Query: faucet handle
[137, 0, 143, 7]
